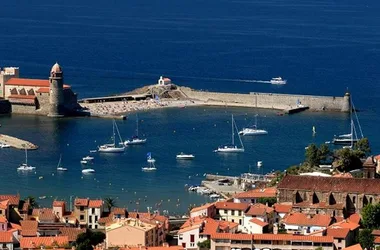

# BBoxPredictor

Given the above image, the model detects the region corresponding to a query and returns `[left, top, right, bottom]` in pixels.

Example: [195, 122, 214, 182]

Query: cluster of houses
[0, 172, 380, 250]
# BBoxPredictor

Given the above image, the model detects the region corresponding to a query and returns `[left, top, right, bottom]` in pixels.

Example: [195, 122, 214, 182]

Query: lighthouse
[48, 62, 64, 117]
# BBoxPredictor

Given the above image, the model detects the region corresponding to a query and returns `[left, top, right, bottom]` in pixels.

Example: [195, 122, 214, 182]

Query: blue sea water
[0, 0, 379, 213]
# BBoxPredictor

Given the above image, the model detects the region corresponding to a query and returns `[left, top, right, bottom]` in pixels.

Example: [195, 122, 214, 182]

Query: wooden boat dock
[0, 134, 38, 150]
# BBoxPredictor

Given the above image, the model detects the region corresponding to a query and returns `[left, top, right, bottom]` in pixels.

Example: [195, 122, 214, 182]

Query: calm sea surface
[0, 0, 379, 213]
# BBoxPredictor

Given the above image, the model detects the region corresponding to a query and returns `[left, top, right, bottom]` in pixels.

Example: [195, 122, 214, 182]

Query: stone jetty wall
[180, 87, 350, 112]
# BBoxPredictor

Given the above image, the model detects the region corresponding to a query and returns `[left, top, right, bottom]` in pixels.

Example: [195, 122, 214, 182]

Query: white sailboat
[147, 152, 156, 163]
[333, 100, 363, 146]
[142, 159, 157, 172]
[124, 114, 147, 145]
[176, 152, 195, 160]
[17, 148, 36, 171]
[239, 114, 268, 136]
[216, 115, 245, 153]
[57, 154, 67, 171]
[98, 120, 125, 153]
[82, 168, 95, 174]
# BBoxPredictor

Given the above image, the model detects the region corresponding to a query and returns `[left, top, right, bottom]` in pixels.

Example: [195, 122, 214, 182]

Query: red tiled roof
[234, 187, 277, 199]
[372, 229, 380, 236]
[0, 232, 13, 243]
[37, 208, 57, 222]
[125, 246, 184, 250]
[292, 201, 344, 210]
[128, 212, 168, 224]
[249, 218, 268, 227]
[112, 207, 126, 215]
[88, 200, 103, 208]
[20, 236, 69, 248]
[211, 233, 334, 243]
[245, 203, 274, 216]
[283, 213, 332, 227]
[53, 201, 65, 207]
[326, 228, 350, 238]
[59, 227, 86, 242]
[0, 195, 19, 206]
[331, 220, 360, 231]
[344, 244, 363, 250]
[20, 220, 38, 237]
[8, 95, 36, 99]
[0, 217, 8, 223]
[215, 202, 249, 211]
[0, 200, 9, 210]
[6, 78, 50, 87]
[180, 216, 204, 229]
[190, 203, 215, 213]
[375, 236, 380, 244]
[278, 175, 380, 194]
[9, 223, 22, 230]
[348, 213, 361, 224]
[36, 85, 71, 93]
[273, 203, 292, 213]
[74, 198, 89, 207]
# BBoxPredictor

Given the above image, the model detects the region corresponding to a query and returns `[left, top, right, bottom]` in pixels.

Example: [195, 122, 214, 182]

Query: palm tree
[25, 196, 38, 209]
[104, 197, 116, 212]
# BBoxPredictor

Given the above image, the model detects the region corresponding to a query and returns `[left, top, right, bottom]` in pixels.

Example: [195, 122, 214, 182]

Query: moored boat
[216, 115, 245, 153]
[82, 169, 95, 174]
[270, 77, 287, 85]
[176, 153, 195, 160]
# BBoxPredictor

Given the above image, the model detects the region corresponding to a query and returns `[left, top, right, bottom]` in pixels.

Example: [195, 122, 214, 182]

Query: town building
[277, 175, 380, 217]
[210, 233, 335, 250]
[242, 203, 274, 234]
[282, 213, 332, 235]
[189, 203, 216, 218]
[273, 203, 293, 223]
[73, 198, 103, 229]
[0, 232, 14, 250]
[157, 76, 172, 86]
[0, 63, 81, 117]
[105, 218, 157, 248]
[215, 202, 249, 226]
[325, 219, 359, 250]
[233, 187, 277, 204]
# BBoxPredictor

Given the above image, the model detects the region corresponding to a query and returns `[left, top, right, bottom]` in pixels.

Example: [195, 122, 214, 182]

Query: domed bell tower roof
[51, 62, 62, 73]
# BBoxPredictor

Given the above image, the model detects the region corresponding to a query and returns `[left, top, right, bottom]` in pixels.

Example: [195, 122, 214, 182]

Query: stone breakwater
[179, 87, 351, 112]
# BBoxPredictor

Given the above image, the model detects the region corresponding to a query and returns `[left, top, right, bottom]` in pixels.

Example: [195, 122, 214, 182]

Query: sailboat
[17, 148, 36, 171]
[147, 152, 156, 163]
[216, 115, 245, 153]
[124, 114, 147, 145]
[57, 154, 67, 171]
[239, 114, 268, 136]
[98, 120, 125, 153]
[142, 157, 157, 171]
[333, 100, 363, 146]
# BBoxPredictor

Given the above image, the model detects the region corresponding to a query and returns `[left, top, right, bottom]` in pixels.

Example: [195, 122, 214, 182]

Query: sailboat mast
[25, 148, 27, 165]
[113, 120, 116, 146]
[231, 115, 234, 145]
[136, 114, 139, 137]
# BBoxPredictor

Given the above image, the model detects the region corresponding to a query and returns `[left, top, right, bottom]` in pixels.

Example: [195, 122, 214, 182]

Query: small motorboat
[82, 156, 94, 161]
[80, 160, 88, 164]
[176, 153, 195, 160]
[209, 194, 220, 199]
[270, 77, 287, 85]
[39, 196, 47, 200]
[82, 169, 95, 174]
[142, 167, 157, 172]
[89, 150, 97, 153]
[17, 164, 36, 171]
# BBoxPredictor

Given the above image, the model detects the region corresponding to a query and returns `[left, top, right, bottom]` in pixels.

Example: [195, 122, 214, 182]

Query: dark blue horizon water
[0, 0, 379, 213]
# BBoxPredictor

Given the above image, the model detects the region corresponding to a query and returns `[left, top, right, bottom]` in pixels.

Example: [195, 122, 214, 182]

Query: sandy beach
[81, 99, 204, 116]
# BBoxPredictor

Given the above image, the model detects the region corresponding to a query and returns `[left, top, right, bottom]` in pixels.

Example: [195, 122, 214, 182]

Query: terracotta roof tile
[128, 212, 168, 224]
[283, 213, 332, 227]
[372, 229, 380, 236]
[215, 202, 249, 211]
[333, 172, 353, 178]
[112, 207, 127, 215]
[88, 200, 103, 208]
[326, 228, 350, 238]
[59, 227, 86, 242]
[35, 208, 57, 222]
[0, 232, 13, 243]
[375, 236, 380, 244]
[245, 203, 274, 216]
[0, 217, 8, 223]
[0, 195, 19, 206]
[278, 175, 380, 194]
[53, 201, 65, 207]
[6, 78, 50, 87]
[9, 223, 22, 230]
[74, 198, 89, 207]
[190, 203, 215, 213]
[249, 218, 268, 227]
[331, 220, 360, 231]
[211, 233, 334, 243]
[234, 187, 277, 199]
[20, 220, 38, 237]
[348, 213, 361, 224]
[125, 247, 184, 250]
[20, 236, 69, 248]
[273, 203, 292, 213]
[0, 200, 8, 210]
[344, 244, 363, 250]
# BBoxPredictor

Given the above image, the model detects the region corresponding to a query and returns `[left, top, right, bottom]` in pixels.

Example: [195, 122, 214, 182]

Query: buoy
[67, 143, 69, 146]
[109, 183, 112, 185]
[214, 124, 217, 127]
[173, 130, 176, 133]
[39, 176, 43, 180]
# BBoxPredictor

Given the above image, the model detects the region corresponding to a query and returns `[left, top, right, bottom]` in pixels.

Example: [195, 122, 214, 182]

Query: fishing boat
[239, 114, 268, 136]
[98, 120, 125, 153]
[82, 168, 95, 174]
[270, 77, 287, 85]
[176, 153, 195, 160]
[124, 114, 147, 145]
[17, 148, 36, 171]
[83, 156, 94, 161]
[57, 154, 67, 171]
[216, 115, 245, 153]
[333, 100, 363, 146]
[146, 152, 156, 163]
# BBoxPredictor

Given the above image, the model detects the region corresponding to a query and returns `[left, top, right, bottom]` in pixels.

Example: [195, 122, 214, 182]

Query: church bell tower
[48, 62, 64, 117]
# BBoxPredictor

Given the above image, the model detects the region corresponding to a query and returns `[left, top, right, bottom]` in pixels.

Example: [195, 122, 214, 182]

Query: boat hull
[124, 139, 147, 145]
[176, 155, 195, 160]
[217, 147, 245, 153]
[98, 147, 125, 153]
[239, 129, 268, 136]
[333, 139, 358, 145]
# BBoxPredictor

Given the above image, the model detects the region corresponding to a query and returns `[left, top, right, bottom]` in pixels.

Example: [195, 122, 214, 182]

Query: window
[239, 219, 242, 225]
[89, 216, 92, 223]
[353, 196, 356, 204]
[231, 219, 234, 223]
[95, 215, 98, 222]
[92, 208, 95, 214]
[95, 225, 98, 229]
[80, 206, 84, 211]
[0, 210, 2, 215]
[179, 235, 183, 240]
[89, 225, 92, 229]
[224, 210, 227, 214]
[190, 234, 195, 243]
[238, 211, 242, 216]
[80, 215, 84, 220]
[338, 239, 342, 243]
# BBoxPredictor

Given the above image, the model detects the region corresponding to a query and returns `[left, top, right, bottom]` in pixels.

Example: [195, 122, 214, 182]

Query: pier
[0, 134, 38, 150]
[79, 94, 152, 104]
[284, 105, 310, 114]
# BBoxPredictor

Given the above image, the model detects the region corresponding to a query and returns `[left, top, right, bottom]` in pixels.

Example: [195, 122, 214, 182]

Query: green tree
[257, 197, 277, 207]
[76, 230, 106, 250]
[361, 203, 380, 229]
[318, 143, 330, 162]
[358, 229, 374, 250]
[355, 137, 371, 156]
[25, 196, 38, 209]
[334, 148, 362, 172]
[104, 197, 116, 212]
[305, 144, 320, 167]
[197, 239, 211, 249]
[268, 171, 284, 187]
[90, 231, 106, 245]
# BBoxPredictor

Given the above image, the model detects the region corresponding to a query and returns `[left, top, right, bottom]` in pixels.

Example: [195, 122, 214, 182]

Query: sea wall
[180, 87, 350, 112]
